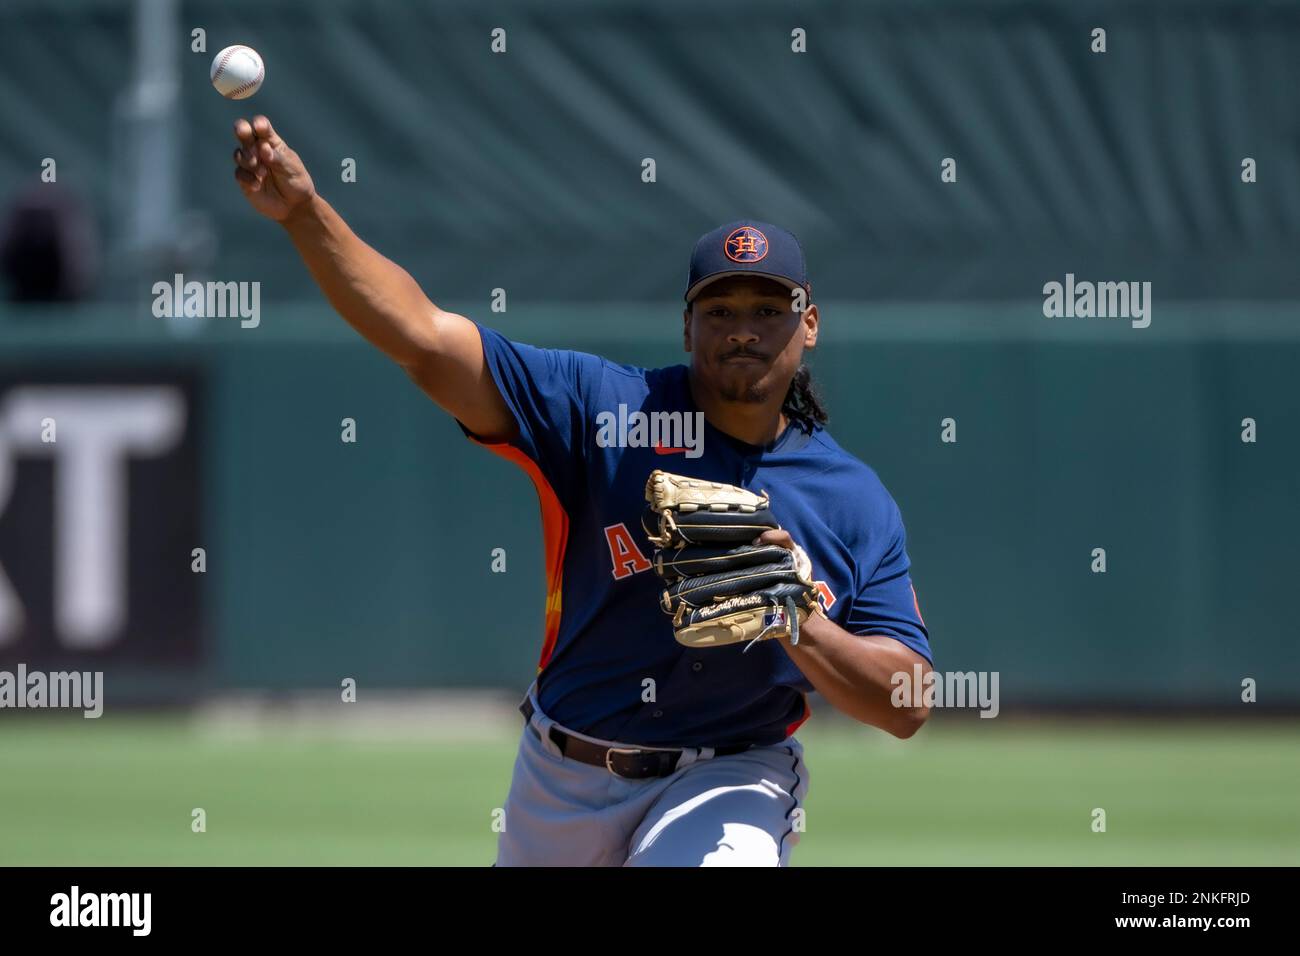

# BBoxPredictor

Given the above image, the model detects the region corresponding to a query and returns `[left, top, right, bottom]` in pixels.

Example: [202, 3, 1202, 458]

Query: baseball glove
[643, 469, 822, 650]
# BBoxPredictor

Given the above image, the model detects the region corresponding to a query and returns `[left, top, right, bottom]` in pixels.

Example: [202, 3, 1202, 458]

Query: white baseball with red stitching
[210, 45, 265, 100]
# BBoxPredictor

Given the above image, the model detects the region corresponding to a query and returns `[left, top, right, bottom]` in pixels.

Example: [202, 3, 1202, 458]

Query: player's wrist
[280, 191, 323, 230]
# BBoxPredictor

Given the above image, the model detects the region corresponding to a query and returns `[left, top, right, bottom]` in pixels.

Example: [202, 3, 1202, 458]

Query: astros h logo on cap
[724, 226, 769, 263]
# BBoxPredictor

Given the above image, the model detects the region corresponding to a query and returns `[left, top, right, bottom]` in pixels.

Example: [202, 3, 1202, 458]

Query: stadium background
[0, 0, 1296, 865]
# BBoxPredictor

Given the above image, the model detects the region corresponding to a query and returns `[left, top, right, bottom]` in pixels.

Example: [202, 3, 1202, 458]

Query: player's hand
[231, 115, 316, 222]
[753, 528, 797, 551]
[754, 527, 825, 624]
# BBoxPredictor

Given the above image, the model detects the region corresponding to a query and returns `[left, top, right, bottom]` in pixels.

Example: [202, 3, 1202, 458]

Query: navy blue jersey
[458, 323, 931, 749]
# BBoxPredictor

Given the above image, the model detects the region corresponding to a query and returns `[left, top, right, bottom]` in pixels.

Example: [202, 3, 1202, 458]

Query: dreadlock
[781, 281, 827, 430]
[782, 363, 828, 430]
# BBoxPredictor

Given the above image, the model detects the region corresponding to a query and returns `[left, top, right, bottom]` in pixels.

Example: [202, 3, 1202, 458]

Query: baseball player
[231, 115, 934, 867]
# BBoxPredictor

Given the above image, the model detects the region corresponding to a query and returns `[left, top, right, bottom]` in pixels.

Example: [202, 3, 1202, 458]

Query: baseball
[210, 45, 265, 100]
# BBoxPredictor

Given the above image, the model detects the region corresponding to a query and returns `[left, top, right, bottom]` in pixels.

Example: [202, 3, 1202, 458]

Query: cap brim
[685, 271, 800, 303]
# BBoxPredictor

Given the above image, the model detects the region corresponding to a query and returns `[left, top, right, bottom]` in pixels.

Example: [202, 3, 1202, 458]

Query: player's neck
[688, 374, 788, 448]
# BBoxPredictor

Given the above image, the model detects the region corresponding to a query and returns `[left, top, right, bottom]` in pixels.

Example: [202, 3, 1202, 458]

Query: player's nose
[725, 323, 760, 344]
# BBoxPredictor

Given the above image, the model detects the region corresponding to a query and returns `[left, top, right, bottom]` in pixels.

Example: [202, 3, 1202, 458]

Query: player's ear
[682, 308, 693, 353]
[801, 302, 818, 349]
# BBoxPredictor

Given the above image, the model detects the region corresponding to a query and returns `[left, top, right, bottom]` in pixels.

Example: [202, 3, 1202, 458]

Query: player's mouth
[721, 351, 766, 366]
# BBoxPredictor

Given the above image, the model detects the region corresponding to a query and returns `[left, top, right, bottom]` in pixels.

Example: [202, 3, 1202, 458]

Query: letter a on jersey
[605, 524, 651, 579]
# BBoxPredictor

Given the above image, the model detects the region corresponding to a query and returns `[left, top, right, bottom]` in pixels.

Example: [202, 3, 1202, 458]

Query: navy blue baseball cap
[684, 220, 809, 303]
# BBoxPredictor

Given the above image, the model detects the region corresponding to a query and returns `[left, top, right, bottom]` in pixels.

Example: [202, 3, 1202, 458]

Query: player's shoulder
[597, 357, 688, 398]
[477, 322, 649, 387]
[601, 357, 684, 385]
[804, 426, 886, 485]
[800, 426, 902, 523]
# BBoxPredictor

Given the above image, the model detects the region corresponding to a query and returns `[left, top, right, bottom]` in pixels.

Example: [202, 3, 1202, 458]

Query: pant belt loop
[517, 678, 539, 720]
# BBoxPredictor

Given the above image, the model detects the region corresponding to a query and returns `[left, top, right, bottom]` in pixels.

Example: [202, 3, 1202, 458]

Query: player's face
[684, 276, 818, 406]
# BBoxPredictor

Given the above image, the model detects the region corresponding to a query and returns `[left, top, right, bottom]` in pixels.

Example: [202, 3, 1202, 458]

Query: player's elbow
[887, 703, 930, 739]
[395, 306, 448, 371]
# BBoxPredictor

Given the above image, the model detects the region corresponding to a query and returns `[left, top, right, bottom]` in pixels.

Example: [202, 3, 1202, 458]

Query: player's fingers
[233, 118, 255, 145]
[251, 115, 283, 147]
[234, 166, 261, 192]
[753, 529, 795, 549]
[233, 148, 269, 184]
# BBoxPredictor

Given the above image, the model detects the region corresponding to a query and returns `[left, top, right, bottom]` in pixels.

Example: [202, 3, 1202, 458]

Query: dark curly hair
[782, 362, 828, 429]
[781, 283, 827, 429]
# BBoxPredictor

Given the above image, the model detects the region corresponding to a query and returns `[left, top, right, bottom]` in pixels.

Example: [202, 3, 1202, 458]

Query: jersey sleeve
[843, 499, 933, 664]
[457, 323, 607, 509]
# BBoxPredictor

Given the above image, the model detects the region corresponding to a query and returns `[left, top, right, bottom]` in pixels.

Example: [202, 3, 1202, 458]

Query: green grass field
[1, 715, 1296, 866]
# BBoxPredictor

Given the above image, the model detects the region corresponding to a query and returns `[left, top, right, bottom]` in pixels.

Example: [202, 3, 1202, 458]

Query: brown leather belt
[519, 696, 751, 779]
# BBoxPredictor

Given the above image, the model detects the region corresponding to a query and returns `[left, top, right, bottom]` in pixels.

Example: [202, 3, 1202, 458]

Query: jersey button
[691, 662, 703, 672]
[652, 709, 664, 718]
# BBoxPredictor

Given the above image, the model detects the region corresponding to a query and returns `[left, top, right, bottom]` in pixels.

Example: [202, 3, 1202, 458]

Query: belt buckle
[604, 746, 646, 778]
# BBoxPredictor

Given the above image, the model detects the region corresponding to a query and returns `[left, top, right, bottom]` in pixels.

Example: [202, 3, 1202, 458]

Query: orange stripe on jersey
[911, 582, 925, 626]
[471, 439, 570, 673]
[784, 693, 812, 738]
